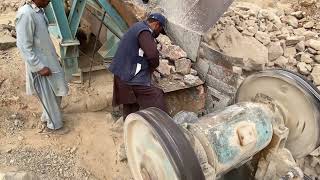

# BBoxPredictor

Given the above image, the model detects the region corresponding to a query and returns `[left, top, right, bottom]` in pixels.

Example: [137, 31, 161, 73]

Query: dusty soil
[0, 5, 132, 180]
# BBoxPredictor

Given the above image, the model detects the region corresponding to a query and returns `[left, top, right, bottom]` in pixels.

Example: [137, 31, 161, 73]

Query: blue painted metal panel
[45, 0, 129, 81]
[98, 29, 120, 59]
[49, 0, 73, 42]
[68, 0, 87, 38]
[44, 4, 56, 25]
[96, 0, 128, 32]
[86, 0, 125, 38]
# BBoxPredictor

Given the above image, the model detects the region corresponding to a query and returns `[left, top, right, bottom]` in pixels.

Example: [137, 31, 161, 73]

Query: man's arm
[16, 12, 50, 75]
[138, 30, 159, 70]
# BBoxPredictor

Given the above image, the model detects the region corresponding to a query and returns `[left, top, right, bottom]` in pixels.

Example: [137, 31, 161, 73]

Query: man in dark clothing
[108, 13, 168, 119]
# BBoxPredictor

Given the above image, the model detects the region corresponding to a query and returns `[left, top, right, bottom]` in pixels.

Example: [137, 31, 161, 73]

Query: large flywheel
[124, 108, 205, 180]
[236, 69, 320, 158]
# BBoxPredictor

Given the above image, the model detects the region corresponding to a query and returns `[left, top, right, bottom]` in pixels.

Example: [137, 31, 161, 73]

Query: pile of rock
[154, 34, 201, 88]
[206, 2, 320, 88]
[297, 148, 320, 178]
[0, 1, 21, 13]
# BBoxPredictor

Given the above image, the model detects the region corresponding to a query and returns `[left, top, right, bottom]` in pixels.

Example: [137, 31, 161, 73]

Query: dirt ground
[0, 5, 132, 180]
[1, 0, 320, 179]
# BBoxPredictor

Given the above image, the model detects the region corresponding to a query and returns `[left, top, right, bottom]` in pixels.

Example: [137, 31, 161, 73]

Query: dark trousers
[112, 76, 167, 120]
[123, 85, 167, 120]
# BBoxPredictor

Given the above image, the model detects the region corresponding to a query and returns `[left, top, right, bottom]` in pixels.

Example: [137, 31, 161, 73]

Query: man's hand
[38, 67, 52, 76]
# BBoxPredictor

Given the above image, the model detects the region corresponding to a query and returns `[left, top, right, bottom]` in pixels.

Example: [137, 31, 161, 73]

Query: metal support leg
[45, 0, 87, 82]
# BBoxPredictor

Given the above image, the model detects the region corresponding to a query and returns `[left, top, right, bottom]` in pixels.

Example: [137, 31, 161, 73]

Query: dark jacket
[109, 21, 156, 86]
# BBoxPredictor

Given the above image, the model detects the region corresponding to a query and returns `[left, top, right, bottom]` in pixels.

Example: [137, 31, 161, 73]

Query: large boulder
[216, 26, 268, 71]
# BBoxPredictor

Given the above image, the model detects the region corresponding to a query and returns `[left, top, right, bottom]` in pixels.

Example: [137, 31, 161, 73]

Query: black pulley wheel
[236, 69, 320, 158]
[124, 107, 205, 180]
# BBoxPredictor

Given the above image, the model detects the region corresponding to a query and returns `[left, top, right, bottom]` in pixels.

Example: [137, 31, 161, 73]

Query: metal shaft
[88, 11, 106, 87]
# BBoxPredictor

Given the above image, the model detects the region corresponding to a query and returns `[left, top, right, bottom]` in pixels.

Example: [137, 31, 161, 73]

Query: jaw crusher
[45, 1, 320, 179]
[124, 69, 320, 180]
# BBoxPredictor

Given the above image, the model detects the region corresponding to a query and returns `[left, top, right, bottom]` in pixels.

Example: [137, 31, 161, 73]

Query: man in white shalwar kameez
[16, 0, 69, 134]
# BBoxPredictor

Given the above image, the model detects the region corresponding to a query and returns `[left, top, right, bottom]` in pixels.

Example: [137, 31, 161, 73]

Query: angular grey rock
[286, 36, 305, 46]
[295, 41, 305, 52]
[157, 60, 171, 76]
[307, 47, 317, 55]
[232, 66, 243, 75]
[247, 25, 259, 34]
[311, 65, 320, 86]
[288, 57, 298, 65]
[161, 44, 187, 61]
[293, 28, 307, 36]
[267, 61, 275, 67]
[304, 31, 318, 41]
[304, 21, 315, 29]
[300, 53, 313, 63]
[266, 22, 278, 32]
[242, 29, 255, 37]
[190, 69, 198, 76]
[183, 74, 200, 86]
[306, 39, 320, 51]
[174, 58, 192, 75]
[0, 35, 16, 50]
[268, 42, 283, 61]
[259, 23, 267, 32]
[255, 31, 271, 45]
[274, 56, 289, 68]
[284, 47, 297, 58]
[157, 34, 171, 45]
[285, 15, 299, 28]
[170, 65, 176, 74]
[153, 71, 161, 81]
[297, 62, 312, 75]
[290, 11, 304, 19]
[313, 55, 320, 63]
